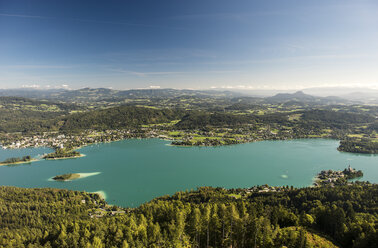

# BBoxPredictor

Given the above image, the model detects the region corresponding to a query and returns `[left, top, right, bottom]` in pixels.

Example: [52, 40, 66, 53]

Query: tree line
[0, 183, 376, 247]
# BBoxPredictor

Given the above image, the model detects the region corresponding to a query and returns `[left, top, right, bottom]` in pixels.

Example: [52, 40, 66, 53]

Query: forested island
[0, 181, 376, 247]
[0, 155, 35, 166]
[52, 173, 81, 181]
[43, 148, 82, 160]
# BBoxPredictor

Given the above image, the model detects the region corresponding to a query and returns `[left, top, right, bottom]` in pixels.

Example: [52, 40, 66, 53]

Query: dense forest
[0, 184, 376, 247]
[0, 96, 81, 133]
[338, 139, 378, 154]
[0, 105, 184, 133]
[175, 112, 256, 130]
[59, 106, 184, 132]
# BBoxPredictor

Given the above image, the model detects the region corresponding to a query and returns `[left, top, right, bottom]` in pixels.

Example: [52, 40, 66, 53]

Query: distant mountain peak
[293, 90, 305, 95]
[265, 90, 351, 104]
[269, 90, 314, 100]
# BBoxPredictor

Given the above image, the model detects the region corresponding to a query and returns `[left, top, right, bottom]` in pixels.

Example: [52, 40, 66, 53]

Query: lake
[0, 139, 377, 207]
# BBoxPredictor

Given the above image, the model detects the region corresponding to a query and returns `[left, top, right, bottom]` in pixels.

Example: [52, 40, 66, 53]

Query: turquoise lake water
[0, 139, 377, 207]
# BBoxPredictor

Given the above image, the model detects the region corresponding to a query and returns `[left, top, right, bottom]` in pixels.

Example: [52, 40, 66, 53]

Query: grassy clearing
[347, 134, 365, 138]
[288, 113, 302, 121]
[168, 131, 183, 136]
[142, 119, 181, 128]
[227, 194, 241, 199]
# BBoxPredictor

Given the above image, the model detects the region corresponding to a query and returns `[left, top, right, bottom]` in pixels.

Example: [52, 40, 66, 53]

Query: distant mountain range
[0, 88, 66, 99]
[0, 88, 243, 102]
[267, 91, 316, 101]
[208, 87, 378, 104]
[1, 87, 376, 104]
[266, 91, 351, 105]
[302, 87, 378, 104]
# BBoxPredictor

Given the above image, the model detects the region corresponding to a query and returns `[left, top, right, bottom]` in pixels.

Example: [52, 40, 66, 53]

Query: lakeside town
[0, 129, 147, 150]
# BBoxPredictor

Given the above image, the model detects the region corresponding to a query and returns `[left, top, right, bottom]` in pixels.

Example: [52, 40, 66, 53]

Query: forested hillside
[0, 105, 184, 133]
[0, 97, 80, 133]
[175, 112, 256, 129]
[0, 184, 376, 247]
[59, 106, 184, 131]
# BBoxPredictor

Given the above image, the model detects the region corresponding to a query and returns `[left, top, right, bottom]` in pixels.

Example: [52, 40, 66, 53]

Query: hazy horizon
[1, 0, 378, 90]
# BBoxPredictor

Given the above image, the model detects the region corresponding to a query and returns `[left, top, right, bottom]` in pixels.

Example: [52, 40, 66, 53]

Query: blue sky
[0, 0, 377, 90]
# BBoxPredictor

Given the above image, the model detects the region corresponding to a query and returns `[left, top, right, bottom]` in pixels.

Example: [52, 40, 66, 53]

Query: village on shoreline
[1, 122, 375, 156]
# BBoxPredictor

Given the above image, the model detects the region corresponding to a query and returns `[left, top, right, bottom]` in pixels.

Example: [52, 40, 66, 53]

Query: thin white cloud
[211, 83, 378, 91]
[170, 11, 287, 21]
[21, 84, 41, 88]
[0, 13, 48, 19]
[1, 64, 73, 69]
[108, 69, 186, 77]
[0, 13, 183, 30]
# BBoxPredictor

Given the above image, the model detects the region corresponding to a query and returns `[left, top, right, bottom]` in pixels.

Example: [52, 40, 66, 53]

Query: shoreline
[91, 190, 107, 200]
[2, 136, 376, 156]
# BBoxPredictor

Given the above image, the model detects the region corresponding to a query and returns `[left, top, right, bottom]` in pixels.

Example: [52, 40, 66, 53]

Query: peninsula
[314, 165, 363, 187]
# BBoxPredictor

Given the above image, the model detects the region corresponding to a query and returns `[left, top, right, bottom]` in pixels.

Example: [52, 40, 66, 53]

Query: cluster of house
[318, 169, 347, 179]
[314, 166, 357, 187]
[1, 134, 68, 149]
[0, 129, 138, 150]
[88, 206, 126, 218]
[245, 185, 291, 193]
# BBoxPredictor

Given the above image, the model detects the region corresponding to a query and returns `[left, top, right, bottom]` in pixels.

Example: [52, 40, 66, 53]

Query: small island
[0, 155, 36, 166]
[52, 173, 81, 181]
[43, 148, 83, 160]
[314, 165, 363, 187]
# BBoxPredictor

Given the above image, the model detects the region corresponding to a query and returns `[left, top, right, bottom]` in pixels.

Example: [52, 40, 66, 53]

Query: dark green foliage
[301, 110, 375, 128]
[0, 96, 79, 112]
[43, 148, 80, 159]
[338, 139, 378, 154]
[0, 109, 61, 133]
[0, 97, 80, 133]
[343, 169, 363, 179]
[367, 121, 378, 132]
[59, 106, 184, 131]
[0, 105, 184, 133]
[0, 184, 377, 247]
[257, 112, 290, 124]
[225, 103, 261, 111]
[175, 112, 255, 129]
